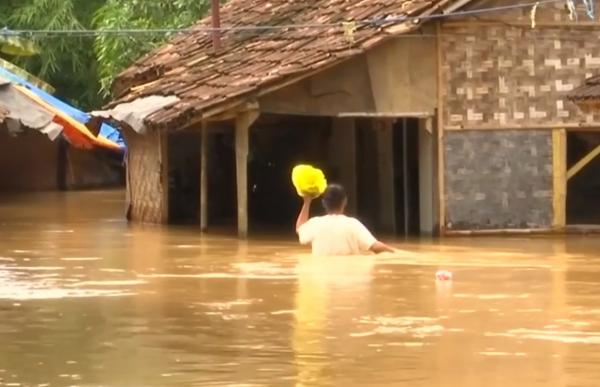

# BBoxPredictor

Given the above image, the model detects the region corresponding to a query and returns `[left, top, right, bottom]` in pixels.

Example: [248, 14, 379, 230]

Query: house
[97, 0, 600, 236]
[0, 67, 124, 191]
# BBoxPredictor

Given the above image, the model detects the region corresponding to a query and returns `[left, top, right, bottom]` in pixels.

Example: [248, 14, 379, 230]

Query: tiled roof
[568, 75, 600, 102]
[111, 0, 458, 130]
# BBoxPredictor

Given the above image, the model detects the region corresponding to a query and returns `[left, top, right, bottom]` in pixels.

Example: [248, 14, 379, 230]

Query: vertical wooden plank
[436, 21, 446, 235]
[375, 119, 396, 234]
[419, 118, 435, 235]
[56, 138, 67, 190]
[235, 110, 259, 238]
[200, 124, 209, 231]
[158, 130, 169, 224]
[402, 118, 409, 236]
[552, 128, 567, 230]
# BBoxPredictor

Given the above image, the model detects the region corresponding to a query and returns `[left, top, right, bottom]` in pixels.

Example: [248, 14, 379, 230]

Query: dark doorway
[168, 132, 200, 224]
[248, 114, 331, 231]
[356, 117, 422, 236]
[567, 131, 600, 225]
[393, 118, 421, 236]
[207, 130, 237, 227]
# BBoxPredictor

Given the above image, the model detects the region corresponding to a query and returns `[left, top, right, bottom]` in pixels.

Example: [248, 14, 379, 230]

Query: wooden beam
[235, 110, 259, 238]
[441, 0, 475, 14]
[567, 142, 600, 181]
[401, 118, 409, 236]
[205, 102, 260, 122]
[374, 119, 396, 234]
[552, 129, 567, 229]
[337, 112, 433, 118]
[419, 118, 435, 235]
[158, 131, 169, 224]
[446, 228, 556, 236]
[436, 21, 446, 235]
[445, 123, 600, 131]
[443, 20, 600, 29]
[200, 123, 209, 231]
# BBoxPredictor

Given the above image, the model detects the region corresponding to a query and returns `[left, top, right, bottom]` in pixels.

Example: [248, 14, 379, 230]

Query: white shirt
[297, 215, 377, 256]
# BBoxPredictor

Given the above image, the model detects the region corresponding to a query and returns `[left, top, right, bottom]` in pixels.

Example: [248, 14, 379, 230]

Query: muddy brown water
[0, 190, 600, 386]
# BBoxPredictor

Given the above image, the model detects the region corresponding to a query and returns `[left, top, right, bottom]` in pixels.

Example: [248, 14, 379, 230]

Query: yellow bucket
[291, 165, 327, 198]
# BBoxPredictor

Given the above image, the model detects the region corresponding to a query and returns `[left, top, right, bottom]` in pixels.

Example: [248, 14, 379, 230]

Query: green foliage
[0, 0, 209, 109]
[93, 0, 209, 95]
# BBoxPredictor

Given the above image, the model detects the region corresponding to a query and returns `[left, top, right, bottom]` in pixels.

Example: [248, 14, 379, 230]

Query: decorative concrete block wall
[444, 130, 553, 230]
[441, 3, 600, 128]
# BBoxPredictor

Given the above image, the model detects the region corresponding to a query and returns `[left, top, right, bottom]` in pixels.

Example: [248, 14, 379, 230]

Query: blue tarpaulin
[0, 66, 125, 150]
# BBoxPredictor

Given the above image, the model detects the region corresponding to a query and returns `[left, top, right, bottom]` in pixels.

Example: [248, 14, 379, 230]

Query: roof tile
[110, 0, 453, 129]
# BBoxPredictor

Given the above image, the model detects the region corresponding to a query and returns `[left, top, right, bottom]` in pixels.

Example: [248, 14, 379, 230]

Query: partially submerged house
[97, 0, 600, 236]
[0, 66, 124, 191]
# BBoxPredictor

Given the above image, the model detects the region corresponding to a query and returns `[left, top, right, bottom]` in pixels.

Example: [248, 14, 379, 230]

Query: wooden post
[436, 21, 446, 236]
[235, 110, 259, 238]
[56, 137, 67, 191]
[419, 118, 435, 235]
[200, 124, 209, 231]
[553, 129, 567, 230]
[566, 141, 600, 180]
[375, 119, 396, 234]
[158, 131, 169, 224]
[211, 0, 221, 50]
[402, 118, 409, 237]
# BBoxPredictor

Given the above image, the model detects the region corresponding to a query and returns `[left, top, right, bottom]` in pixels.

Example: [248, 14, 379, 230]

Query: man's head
[322, 184, 347, 214]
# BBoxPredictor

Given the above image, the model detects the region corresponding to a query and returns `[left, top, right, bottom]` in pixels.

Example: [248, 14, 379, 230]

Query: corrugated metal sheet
[91, 95, 179, 134]
[0, 77, 63, 139]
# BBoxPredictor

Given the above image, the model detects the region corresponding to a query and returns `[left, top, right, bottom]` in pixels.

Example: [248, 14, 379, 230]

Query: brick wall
[444, 130, 553, 230]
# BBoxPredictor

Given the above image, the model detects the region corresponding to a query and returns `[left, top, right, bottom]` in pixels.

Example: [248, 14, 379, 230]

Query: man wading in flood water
[296, 184, 395, 255]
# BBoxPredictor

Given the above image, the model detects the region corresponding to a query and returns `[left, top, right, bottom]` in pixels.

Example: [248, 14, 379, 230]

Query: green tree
[93, 0, 209, 95]
[0, 0, 209, 109]
[1, 0, 105, 108]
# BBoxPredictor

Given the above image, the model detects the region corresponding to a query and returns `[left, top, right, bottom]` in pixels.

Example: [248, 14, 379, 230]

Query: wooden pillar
[158, 131, 169, 224]
[419, 118, 435, 235]
[330, 117, 357, 213]
[374, 119, 396, 234]
[200, 125, 209, 231]
[552, 129, 566, 230]
[436, 22, 446, 236]
[56, 137, 68, 191]
[235, 110, 259, 238]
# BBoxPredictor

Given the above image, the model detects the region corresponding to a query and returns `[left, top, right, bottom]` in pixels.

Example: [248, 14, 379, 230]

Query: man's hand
[370, 241, 396, 254]
[295, 195, 313, 232]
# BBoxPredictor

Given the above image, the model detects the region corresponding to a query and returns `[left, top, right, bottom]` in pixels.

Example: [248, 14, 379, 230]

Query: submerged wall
[124, 129, 167, 223]
[444, 130, 553, 231]
[438, 1, 600, 233]
[0, 130, 59, 191]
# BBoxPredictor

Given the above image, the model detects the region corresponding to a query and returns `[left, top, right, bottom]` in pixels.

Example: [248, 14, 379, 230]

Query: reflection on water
[0, 191, 600, 386]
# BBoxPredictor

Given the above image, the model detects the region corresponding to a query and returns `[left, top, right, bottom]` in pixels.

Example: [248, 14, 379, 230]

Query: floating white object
[436, 270, 452, 281]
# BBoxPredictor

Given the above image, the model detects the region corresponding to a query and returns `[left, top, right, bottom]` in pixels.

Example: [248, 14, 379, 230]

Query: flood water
[1, 191, 600, 386]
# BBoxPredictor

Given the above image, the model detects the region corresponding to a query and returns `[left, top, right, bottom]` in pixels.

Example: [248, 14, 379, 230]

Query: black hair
[322, 184, 347, 213]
